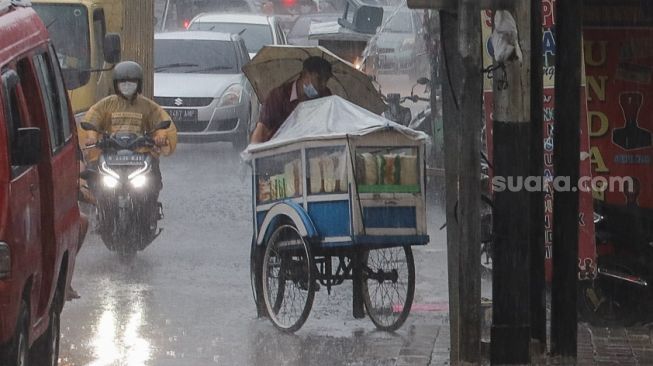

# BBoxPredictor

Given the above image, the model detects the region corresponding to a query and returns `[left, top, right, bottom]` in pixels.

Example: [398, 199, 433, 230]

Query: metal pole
[490, 1, 532, 364]
[551, 0, 583, 359]
[457, 0, 482, 362]
[439, 9, 462, 364]
[529, 0, 547, 353]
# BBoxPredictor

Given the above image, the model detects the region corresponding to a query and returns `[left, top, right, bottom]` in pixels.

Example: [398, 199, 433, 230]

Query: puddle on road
[86, 283, 152, 366]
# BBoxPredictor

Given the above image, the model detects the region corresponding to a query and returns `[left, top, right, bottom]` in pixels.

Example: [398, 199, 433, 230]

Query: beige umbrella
[242, 45, 385, 115]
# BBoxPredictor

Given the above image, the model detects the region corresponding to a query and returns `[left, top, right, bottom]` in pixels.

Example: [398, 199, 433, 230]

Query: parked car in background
[154, 31, 259, 149]
[251, 0, 317, 16]
[364, 6, 428, 81]
[286, 13, 339, 46]
[173, 0, 255, 29]
[0, 2, 84, 364]
[187, 13, 287, 59]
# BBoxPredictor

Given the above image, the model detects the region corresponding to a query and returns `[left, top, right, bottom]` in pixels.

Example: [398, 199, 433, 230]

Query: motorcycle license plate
[166, 108, 197, 123]
[106, 154, 146, 166]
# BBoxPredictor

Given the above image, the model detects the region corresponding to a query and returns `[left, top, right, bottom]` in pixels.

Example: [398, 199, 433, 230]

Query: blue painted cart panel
[354, 235, 429, 247]
[362, 207, 417, 228]
[307, 200, 350, 237]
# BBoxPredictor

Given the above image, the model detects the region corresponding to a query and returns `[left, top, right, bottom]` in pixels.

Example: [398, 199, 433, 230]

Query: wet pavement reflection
[87, 282, 151, 366]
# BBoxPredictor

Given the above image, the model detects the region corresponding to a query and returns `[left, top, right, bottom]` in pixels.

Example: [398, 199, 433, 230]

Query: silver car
[187, 13, 287, 59]
[154, 31, 259, 148]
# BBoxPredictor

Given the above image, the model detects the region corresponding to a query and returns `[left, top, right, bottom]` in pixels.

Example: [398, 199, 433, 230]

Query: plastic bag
[490, 10, 523, 63]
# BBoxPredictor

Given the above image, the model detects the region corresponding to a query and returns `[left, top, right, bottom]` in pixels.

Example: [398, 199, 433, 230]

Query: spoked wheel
[362, 246, 415, 331]
[250, 237, 267, 318]
[262, 224, 315, 332]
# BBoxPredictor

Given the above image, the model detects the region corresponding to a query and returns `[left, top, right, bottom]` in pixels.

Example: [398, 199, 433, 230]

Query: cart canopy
[243, 96, 428, 160]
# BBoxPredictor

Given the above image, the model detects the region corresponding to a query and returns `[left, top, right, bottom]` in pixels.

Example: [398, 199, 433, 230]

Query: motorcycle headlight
[102, 175, 120, 189]
[100, 161, 120, 179]
[218, 84, 243, 107]
[130, 174, 148, 188]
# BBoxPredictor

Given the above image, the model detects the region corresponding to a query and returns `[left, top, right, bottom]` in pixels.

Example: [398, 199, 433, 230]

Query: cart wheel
[250, 238, 267, 317]
[362, 246, 415, 331]
[262, 224, 315, 332]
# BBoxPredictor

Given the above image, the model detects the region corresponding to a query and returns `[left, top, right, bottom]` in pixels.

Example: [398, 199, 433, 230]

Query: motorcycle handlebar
[86, 135, 156, 151]
[387, 95, 430, 104]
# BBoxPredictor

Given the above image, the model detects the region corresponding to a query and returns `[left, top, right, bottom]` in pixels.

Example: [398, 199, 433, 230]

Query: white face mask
[118, 81, 138, 97]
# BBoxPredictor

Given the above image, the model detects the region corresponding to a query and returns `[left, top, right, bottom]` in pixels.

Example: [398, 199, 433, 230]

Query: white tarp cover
[243, 96, 428, 160]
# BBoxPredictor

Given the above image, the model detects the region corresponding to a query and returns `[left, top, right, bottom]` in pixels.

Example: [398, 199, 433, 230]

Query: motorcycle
[80, 121, 171, 260]
[406, 77, 439, 167]
[382, 92, 413, 126]
[381, 77, 432, 127]
[578, 205, 653, 325]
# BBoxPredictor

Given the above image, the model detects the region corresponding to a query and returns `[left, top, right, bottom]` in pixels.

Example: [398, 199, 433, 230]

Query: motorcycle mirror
[80, 122, 98, 132]
[152, 120, 172, 132]
[417, 77, 430, 85]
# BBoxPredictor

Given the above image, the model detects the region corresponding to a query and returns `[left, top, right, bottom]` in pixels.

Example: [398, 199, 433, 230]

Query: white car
[187, 13, 287, 59]
[154, 31, 259, 149]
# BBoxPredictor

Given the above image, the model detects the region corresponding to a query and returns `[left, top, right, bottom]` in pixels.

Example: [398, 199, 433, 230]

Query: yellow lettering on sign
[590, 146, 609, 173]
[587, 76, 607, 102]
[588, 111, 609, 137]
[584, 41, 607, 67]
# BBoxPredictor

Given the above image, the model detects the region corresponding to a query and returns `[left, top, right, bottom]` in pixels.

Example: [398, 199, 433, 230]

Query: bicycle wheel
[250, 238, 267, 317]
[262, 224, 315, 332]
[362, 246, 415, 331]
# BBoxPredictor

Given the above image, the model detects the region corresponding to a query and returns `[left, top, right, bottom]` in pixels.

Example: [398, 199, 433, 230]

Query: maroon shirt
[260, 81, 331, 135]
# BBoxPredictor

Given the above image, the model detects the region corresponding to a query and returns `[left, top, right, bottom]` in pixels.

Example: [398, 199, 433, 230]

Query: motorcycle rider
[83, 60, 177, 225]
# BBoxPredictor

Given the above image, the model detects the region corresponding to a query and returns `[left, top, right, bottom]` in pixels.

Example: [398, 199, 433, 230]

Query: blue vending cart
[246, 96, 429, 332]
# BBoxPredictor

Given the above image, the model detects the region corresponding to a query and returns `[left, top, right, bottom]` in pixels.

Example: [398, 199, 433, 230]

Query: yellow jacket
[80, 94, 177, 162]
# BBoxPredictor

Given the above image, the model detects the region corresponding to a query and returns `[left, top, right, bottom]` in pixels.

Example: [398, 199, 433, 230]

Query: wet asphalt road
[58, 76, 452, 366]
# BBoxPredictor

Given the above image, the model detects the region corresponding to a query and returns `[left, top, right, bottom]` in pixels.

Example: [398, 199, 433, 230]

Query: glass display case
[354, 146, 420, 193]
[255, 150, 303, 204]
[306, 146, 348, 195]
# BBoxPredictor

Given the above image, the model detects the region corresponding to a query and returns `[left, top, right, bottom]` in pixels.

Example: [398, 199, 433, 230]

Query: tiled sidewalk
[576, 323, 653, 365]
[428, 322, 653, 365]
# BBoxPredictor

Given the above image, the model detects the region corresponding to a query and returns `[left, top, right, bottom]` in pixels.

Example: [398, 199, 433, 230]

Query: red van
[0, 1, 84, 365]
